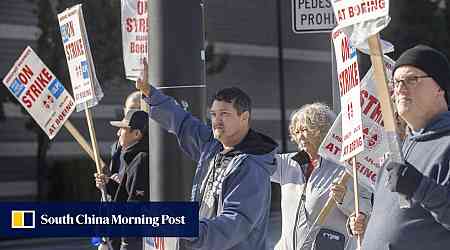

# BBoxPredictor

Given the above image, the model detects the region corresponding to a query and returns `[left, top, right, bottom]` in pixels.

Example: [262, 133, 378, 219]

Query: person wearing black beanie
[357, 44, 450, 250]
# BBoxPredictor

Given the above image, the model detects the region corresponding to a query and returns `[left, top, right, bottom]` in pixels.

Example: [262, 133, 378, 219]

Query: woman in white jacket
[272, 103, 371, 250]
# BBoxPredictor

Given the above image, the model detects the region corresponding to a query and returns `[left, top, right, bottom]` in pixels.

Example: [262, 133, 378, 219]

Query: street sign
[291, 0, 337, 33]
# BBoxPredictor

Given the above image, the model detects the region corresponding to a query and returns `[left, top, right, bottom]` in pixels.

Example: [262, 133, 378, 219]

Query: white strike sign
[122, 0, 148, 80]
[291, 0, 337, 33]
[319, 56, 395, 190]
[58, 4, 103, 111]
[331, 0, 389, 28]
[2, 47, 75, 139]
[332, 29, 363, 161]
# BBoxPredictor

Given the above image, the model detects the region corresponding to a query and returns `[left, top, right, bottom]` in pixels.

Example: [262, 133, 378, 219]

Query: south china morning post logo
[11, 210, 35, 229]
[2, 202, 198, 237]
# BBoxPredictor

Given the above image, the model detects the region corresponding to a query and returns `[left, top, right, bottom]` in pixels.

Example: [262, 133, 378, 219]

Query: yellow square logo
[11, 210, 35, 229]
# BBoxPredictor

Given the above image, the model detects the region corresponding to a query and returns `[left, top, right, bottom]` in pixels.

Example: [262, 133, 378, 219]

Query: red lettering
[29, 84, 42, 98]
[126, 18, 133, 32]
[18, 65, 34, 85]
[341, 36, 350, 62]
[65, 39, 85, 60]
[325, 143, 335, 153]
[339, 62, 359, 96]
[348, 6, 354, 17]
[137, 0, 147, 15]
[22, 95, 32, 108]
[125, 17, 148, 32]
[337, 9, 346, 22]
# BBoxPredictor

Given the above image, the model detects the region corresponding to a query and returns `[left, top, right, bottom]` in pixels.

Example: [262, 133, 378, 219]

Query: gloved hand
[385, 160, 423, 197]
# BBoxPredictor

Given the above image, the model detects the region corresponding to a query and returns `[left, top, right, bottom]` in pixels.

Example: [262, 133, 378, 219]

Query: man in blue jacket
[358, 45, 450, 249]
[136, 78, 278, 249]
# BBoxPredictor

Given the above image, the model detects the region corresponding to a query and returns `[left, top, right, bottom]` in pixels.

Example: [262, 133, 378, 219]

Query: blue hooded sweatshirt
[143, 86, 278, 250]
[362, 111, 450, 250]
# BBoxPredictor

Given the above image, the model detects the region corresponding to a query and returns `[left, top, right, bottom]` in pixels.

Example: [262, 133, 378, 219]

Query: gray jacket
[362, 111, 450, 250]
[272, 152, 372, 250]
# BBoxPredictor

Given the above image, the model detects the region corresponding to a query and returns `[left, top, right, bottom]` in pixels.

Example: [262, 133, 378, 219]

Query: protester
[124, 91, 142, 115]
[272, 103, 371, 250]
[98, 91, 143, 200]
[136, 72, 278, 249]
[347, 86, 408, 239]
[94, 109, 149, 250]
[360, 45, 450, 250]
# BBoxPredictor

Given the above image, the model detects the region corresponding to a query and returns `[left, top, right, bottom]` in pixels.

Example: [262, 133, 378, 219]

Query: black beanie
[393, 45, 450, 102]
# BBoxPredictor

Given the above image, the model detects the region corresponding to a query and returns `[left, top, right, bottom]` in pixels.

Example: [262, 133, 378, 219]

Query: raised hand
[136, 58, 150, 96]
[349, 212, 367, 236]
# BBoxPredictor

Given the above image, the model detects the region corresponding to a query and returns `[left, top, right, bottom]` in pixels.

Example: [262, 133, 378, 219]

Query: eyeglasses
[390, 75, 431, 88]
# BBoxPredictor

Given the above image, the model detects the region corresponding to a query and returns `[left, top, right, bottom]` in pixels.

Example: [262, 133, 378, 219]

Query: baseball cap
[110, 109, 148, 133]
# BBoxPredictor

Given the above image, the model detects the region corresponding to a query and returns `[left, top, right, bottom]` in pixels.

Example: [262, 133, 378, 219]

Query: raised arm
[136, 68, 212, 161]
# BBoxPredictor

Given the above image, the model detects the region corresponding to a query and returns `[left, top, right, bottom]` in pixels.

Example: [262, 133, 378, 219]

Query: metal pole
[276, 0, 287, 152]
[148, 0, 205, 201]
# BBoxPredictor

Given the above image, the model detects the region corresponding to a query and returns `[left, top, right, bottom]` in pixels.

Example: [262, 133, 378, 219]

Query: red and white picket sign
[331, 0, 389, 29]
[332, 29, 364, 161]
[2, 47, 75, 139]
[121, 0, 148, 80]
[58, 4, 103, 112]
[319, 55, 395, 190]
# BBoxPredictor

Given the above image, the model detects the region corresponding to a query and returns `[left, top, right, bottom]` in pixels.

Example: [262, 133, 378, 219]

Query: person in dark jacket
[353, 45, 450, 250]
[95, 109, 149, 249]
[136, 68, 278, 249]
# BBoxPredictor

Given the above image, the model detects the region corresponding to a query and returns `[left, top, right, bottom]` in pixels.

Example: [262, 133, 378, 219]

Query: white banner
[58, 4, 103, 112]
[332, 29, 364, 161]
[319, 55, 396, 190]
[331, 0, 390, 47]
[121, 0, 148, 80]
[331, 0, 388, 29]
[2, 47, 75, 139]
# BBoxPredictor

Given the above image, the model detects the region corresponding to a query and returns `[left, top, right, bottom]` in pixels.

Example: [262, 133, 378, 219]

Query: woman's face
[291, 122, 321, 158]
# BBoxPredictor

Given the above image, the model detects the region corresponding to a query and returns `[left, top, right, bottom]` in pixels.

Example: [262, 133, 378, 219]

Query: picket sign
[58, 4, 108, 210]
[324, 1, 390, 249]
[122, 0, 148, 80]
[2, 47, 106, 167]
[58, 4, 103, 112]
[332, 29, 364, 161]
[332, 0, 388, 29]
[319, 55, 396, 191]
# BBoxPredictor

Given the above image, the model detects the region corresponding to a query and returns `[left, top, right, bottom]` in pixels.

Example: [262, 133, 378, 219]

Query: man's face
[393, 66, 443, 124]
[117, 127, 140, 148]
[210, 100, 248, 142]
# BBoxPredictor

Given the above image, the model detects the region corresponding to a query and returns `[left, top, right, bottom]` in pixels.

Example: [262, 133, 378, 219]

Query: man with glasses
[356, 45, 450, 250]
